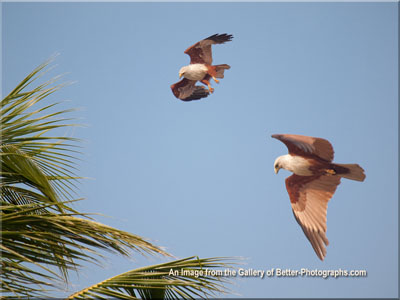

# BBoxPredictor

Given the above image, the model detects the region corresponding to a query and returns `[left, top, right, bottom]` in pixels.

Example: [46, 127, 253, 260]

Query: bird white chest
[183, 64, 208, 80]
[282, 155, 314, 176]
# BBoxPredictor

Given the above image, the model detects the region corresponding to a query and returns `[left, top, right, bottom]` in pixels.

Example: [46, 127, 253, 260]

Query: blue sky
[2, 2, 398, 298]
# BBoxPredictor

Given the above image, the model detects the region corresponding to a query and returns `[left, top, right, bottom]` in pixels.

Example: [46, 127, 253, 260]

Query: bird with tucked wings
[272, 134, 366, 260]
[171, 33, 233, 101]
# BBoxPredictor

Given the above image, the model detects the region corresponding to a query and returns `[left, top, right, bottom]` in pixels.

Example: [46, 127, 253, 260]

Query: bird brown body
[272, 134, 365, 260]
[171, 33, 233, 101]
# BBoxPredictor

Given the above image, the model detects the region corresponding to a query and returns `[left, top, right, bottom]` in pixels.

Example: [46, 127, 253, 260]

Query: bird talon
[326, 169, 336, 175]
[213, 77, 220, 84]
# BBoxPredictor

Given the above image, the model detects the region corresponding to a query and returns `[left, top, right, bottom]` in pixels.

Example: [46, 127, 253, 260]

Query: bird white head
[179, 66, 187, 78]
[274, 155, 292, 174]
[274, 156, 284, 174]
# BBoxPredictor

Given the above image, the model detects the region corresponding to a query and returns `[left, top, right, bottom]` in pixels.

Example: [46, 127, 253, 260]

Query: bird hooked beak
[179, 71, 184, 79]
[274, 165, 280, 174]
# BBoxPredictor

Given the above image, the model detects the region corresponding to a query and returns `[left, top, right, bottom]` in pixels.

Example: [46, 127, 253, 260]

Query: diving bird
[272, 134, 366, 260]
[170, 33, 233, 101]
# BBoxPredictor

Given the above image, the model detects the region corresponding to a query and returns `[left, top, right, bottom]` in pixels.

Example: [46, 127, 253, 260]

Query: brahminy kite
[272, 134, 366, 260]
[171, 33, 233, 101]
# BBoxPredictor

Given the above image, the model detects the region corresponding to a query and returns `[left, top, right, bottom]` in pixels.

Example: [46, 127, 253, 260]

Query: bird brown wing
[170, 78, 209, 101]
[285, 174, 341, 260]
[184, 33, 233, 65]
[272, 134, 334, 162]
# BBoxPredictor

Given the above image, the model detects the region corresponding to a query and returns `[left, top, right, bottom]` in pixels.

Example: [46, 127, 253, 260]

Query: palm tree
[1, 59, 236, 299]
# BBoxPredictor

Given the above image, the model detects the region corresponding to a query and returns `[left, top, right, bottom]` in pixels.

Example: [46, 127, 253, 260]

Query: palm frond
[1, 58, 80, 213]
[1, 59, 239, 300]
[1, 201, 171, 297]
[68, 256, 237, 300]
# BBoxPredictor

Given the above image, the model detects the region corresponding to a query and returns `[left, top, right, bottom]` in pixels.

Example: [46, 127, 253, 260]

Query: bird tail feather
[335, 163, 366, 181]
[214, 64, 231, 78]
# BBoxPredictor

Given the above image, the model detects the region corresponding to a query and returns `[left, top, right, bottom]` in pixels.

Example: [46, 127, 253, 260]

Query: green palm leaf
[68, 256, 237, 300]
[1, 60, 171, 298]
[1, 59, 238, 299]
[1, 200, 171, 297]
[1, 58, 79, 213]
